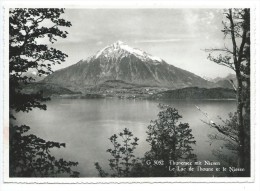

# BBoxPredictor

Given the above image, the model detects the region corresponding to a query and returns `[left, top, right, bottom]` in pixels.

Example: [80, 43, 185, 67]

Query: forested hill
[148, 87, 236, 100]
[21, 82, 81, 97]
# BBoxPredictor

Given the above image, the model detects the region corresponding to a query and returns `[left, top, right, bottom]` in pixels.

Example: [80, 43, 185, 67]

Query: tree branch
[195, 105, 239, 143]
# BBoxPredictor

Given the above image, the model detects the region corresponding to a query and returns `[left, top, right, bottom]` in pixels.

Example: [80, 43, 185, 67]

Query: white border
[1, 0, 260, 188]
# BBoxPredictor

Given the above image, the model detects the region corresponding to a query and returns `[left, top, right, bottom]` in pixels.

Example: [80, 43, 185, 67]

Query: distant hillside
[21, 83, 81, 97]
[212, 74, 237, 89]
[86, 80, 167, 99]
[90, 80, 139, 91]
[149, 87, 236, 100]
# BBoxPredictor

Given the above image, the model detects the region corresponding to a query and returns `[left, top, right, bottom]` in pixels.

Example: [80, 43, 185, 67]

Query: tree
[144, 104, 196, 176]
[206, 8, 250, 175]
[95, 105, 197, 177]
[9, 8, 71, 118]
[9, 8, 79, 177]
[10, 125, 79, 177]
[95, 128, 139, 177]
[206, 112, 246, 176]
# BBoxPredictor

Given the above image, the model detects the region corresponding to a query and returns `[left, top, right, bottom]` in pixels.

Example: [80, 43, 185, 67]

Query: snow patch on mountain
[93, 41, 163, 63]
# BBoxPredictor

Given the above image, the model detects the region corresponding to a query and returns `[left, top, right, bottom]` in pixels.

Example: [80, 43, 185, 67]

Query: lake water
[15, 98, 236, 177]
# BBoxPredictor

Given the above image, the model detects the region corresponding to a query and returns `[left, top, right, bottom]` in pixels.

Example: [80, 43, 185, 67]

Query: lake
[15, 98, 236, 177]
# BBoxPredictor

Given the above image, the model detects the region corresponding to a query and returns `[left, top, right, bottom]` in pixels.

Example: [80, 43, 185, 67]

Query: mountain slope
[43, 41, 215, 91]
[213, 74, 237, 89]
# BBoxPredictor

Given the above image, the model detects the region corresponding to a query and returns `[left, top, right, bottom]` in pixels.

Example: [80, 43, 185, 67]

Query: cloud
[96, 41, 103, 45]
[134, 38, 194, 44]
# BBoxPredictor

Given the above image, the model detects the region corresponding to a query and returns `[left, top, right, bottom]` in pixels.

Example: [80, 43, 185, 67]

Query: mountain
[43, 41, 215, 92]
[212, 74, 237, 89]
[149, 87, 236, 100]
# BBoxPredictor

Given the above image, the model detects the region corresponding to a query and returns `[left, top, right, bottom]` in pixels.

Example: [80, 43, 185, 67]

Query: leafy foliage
[96, 128, 139, 177]
[9, 8, 72, 118]
[10, 125, 79, 177]
[208, 112, 250, 176]
[9, 8, 79, 177]
[94, 162, 109, 177]
[95, 105, 197, 177]
[144, 104, 197, 176]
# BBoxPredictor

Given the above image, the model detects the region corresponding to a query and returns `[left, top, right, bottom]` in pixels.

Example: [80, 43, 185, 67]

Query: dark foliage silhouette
[143, 104, 197, 177]
[95, 128, 139, 177]
[10, 125, 79, 177]
[207, 112, 250, 176]
[9, 8, 72, 118]
[95, 105, 197, 177]
[9, 8, 79, 177]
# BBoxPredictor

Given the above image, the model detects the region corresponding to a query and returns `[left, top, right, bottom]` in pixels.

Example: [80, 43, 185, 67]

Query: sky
[50, 9, 234, 78]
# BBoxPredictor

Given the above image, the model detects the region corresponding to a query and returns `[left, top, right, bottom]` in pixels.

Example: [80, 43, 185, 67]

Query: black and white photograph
[1, 1, 259, 187]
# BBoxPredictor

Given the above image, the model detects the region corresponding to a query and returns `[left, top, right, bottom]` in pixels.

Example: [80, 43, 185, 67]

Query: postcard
[1, 0, 260, 190]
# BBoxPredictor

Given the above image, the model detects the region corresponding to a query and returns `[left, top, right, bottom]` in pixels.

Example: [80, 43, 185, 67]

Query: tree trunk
[229, 9, 246, 172]
[236, 72, 245, 173]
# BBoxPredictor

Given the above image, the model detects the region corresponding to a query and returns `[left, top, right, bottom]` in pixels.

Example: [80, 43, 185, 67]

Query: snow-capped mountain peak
[94, 41, 163, 63]
[44, 41, 214, 89]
